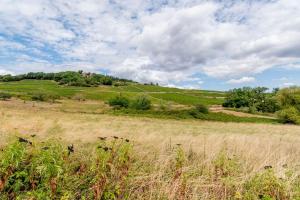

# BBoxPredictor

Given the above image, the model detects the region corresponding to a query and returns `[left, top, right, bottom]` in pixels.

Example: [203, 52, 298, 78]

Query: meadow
[1, 100, 300, 199]
[1, 79, 299, 199]
[0, 80, 225, 106]
[0, 80, 278, 125]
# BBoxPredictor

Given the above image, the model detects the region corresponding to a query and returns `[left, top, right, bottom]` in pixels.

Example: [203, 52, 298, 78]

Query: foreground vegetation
[1, 102, 300, 199]
[1, 135, 300, 199]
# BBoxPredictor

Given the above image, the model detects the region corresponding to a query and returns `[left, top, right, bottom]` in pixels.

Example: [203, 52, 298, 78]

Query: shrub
[31, 93, 48, 102]
[131, 95, 151, 110]
[277, 107, 300, 124]
[195, 104, 209, 114]
[0, 92, 12, 100]
[109, 95, 130, 109]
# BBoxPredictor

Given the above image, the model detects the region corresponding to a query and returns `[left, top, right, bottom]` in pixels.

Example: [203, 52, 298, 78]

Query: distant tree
[276, 87, 300, 124]
[223, 87, 279, 113]
[0, 71, 135, 87]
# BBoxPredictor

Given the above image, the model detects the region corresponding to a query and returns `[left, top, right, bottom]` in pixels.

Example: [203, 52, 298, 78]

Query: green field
[0, 80, 280, 124]
[0, 80, 225, 105]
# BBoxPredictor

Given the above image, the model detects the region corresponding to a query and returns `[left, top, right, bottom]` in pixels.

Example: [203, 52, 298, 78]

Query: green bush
[195, 104, 209, 114]
[243, 170, 288, 200]
[0, 92, 12, 100]
[277, 107, 300, 124]
[131, 95, 151, 110]
[109, 95, 130, 109]
[31, 93, 48, 102]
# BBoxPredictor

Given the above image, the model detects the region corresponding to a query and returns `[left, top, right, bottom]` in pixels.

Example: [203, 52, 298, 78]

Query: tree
[276, 87, 300, 124]
[223, 87, 279, 113]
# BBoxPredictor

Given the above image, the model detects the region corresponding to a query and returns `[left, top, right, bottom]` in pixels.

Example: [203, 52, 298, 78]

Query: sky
[0, 0, 300, 91]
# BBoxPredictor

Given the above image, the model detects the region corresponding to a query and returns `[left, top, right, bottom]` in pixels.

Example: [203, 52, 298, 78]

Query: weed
[243, 169, 289, 200]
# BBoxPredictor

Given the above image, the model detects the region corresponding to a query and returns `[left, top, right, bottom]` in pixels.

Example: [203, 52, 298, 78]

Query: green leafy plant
[243, 170, 288, 200]
[131, 95, 151, 110]
[109, 95, 130, 109]
[195, 104, 209, 114]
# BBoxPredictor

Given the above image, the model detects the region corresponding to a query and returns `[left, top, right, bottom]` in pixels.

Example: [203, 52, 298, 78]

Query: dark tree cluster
[222, 87, 280, 113]
[0, 71, 134, 87]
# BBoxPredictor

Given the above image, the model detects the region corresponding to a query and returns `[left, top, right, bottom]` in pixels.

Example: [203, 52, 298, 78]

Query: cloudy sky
[0, 0, 300, 90]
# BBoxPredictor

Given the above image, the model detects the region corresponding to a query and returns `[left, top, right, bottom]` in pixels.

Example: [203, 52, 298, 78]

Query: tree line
[0, 71, 134, 87]
[223, 86, 300, 124]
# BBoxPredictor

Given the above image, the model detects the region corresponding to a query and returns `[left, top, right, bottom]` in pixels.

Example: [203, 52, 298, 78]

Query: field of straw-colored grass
[1, 99, 300, 199]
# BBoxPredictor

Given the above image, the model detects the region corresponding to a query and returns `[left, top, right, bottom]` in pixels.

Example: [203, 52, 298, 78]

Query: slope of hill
[0, 79, 225, 106]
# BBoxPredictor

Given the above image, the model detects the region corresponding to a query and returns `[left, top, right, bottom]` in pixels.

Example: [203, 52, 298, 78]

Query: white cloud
[135, 0, 300, 80]
[282, 82, 295, 87]
[226, 77, 256, 84]
[0, 69, 14, 75]
[0, 0, 300, 85]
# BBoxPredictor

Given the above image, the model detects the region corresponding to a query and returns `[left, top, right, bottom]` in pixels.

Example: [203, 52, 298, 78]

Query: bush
[195, 104, 209, 114]
[0, 92, 12, 100]
[31, 93, 48, 102]
[131, 95, 151, 110]
[277, 107, 300, 124]
[109, 95, 130, 109]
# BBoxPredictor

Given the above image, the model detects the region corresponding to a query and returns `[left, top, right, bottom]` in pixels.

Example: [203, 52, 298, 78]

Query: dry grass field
[1, 99, 300, 199]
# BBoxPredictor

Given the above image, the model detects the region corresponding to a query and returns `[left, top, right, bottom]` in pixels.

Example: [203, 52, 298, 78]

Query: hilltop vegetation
[0, 71, 134, 87]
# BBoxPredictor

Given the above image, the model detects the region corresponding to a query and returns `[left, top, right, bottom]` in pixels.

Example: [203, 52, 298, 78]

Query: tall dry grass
[1, 100, 300, 199]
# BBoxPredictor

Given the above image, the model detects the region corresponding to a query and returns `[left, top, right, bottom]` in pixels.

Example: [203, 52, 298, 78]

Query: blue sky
[0, 0, 300, 91]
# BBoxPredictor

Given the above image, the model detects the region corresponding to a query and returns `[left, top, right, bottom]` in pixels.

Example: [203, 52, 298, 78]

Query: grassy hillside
[0, 79, 225, 106]
[0, 80, 280, 124]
